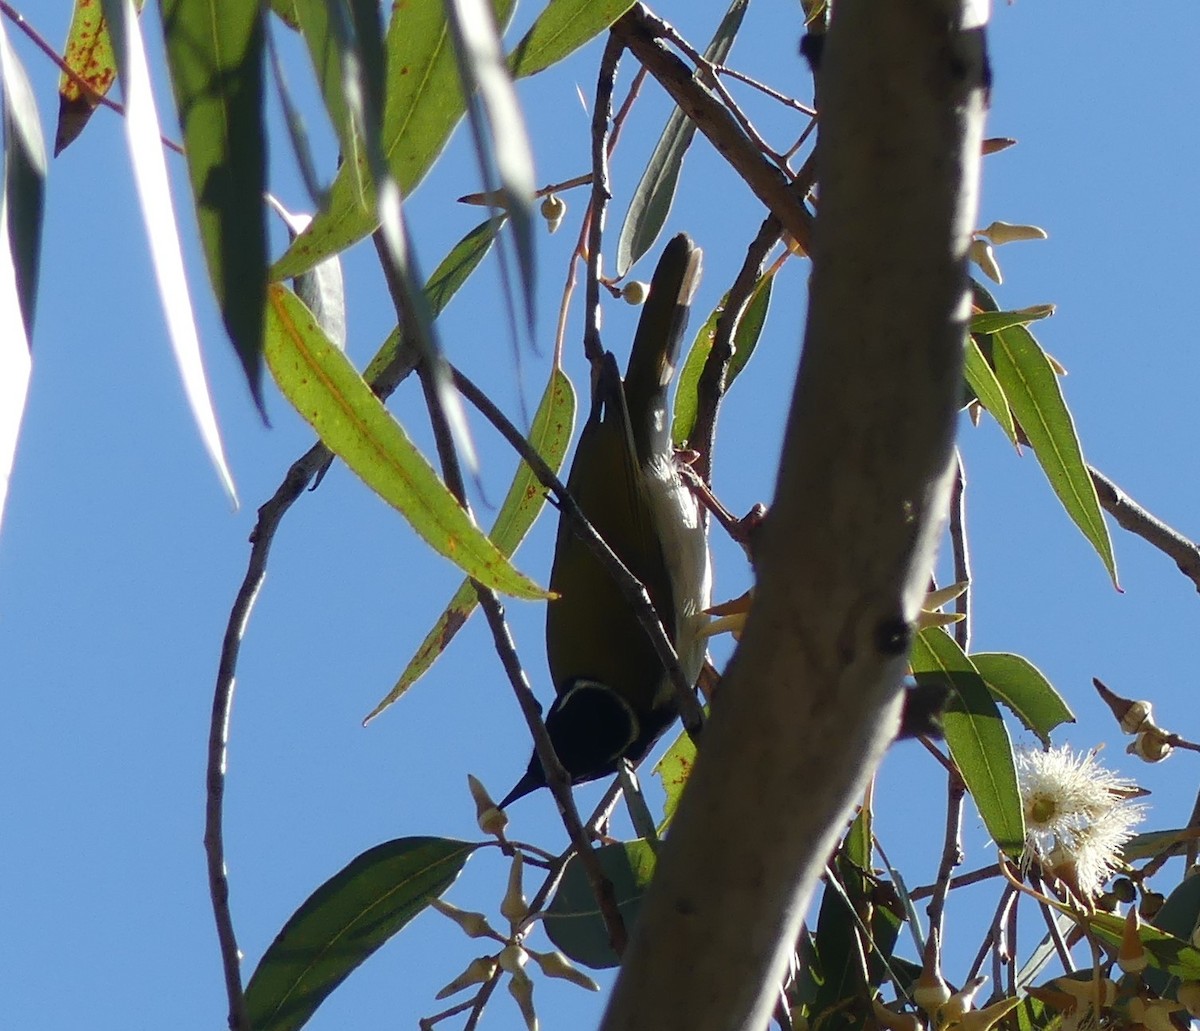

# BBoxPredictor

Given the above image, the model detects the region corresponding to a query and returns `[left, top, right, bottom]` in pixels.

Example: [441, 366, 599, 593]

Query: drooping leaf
[264, 284, 547, 599]
[507, 0, 636, 79]
[245, 837, 477, 1031]
[672, 269, 773, 446]
[970, 652, 1074, 746]
[445, 0, 537, 337]
[1, 21, 46, 339]
[365, 367, 575, 721]
[100, 0, 237, 504]
[0, 19, 43, 538]
[160, 0, 268, 413]
[616, 0, 748, 276]
[272, 0, 516, 281]
[54, 0, 146, 155]
[963, 334, 1016, 444]
[991, 324, 1118, 587]
[544, 839, 657, 970]
[911, 627, 1025, 856]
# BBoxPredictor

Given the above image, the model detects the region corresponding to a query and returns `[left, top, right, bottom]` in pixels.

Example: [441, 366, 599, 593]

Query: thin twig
[1090, 465, 1200, 592]
[583, 33, 625, 366]
[691, 214, 783, 484]
[461, 970, 502, 1031]
[909, 862, 1003, 901]
[926, 769, 965, 947]
[205, 443, 332, 1031]
[613, 4, 815, 253]
[714, 62, 817, 116]
[949, 450, 971, 650]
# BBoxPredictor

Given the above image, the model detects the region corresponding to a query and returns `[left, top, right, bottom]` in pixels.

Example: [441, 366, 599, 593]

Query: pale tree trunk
[600, 2, 991, 1029]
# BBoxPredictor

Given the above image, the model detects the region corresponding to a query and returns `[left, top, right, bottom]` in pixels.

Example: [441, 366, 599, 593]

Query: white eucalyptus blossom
[1016, 744, 1144, 897]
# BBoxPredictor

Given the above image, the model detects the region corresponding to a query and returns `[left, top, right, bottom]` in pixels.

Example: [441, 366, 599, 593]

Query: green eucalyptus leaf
[970, 652, 1075, 746]
[911, 628, 1025, 856]
[970, 306, 1054, 335]
[264, 284, 547, 600]
[672, 269, 773, 446]
[245, 837, 477, 1031]
[616, 0, 748, 276]
[508, 0, 635, 78]
[991, 324, 1118, 587]
[544, 839, 657, 970]
[963, 334, 1016, 444]
[365, 367, 575, 722]
[160, 0, 268, 412]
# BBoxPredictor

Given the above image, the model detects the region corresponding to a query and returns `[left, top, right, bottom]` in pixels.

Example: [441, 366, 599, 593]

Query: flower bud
[1117, 905, 1148, 975]
[968, 238, 1002, 284]
[872, 998, 923, 1031]
[507, 967, 538, 1031]
[468, 775, 509, 836]
[937, 976, 987, 1028]
[527, 948, 600, 991]
[1139, 891, 1165, 920]
[622, 280, 649, 305]
[435, 955, 498, 999]
[1119, 699, 1154, 734]
[1127, 725, 1173, 763]
[539, 193, 566, 234]
[981, 220, 1048, 245]
[430, 897, 495, 939]
[501, 853, 529, 926]
[981, 137, 1017, 156]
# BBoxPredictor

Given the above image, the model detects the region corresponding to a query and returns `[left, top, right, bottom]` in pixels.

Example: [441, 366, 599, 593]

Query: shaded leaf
[365, 367, 575, 722]
[264, 284, 546, 599]
[672, 269, 772, 446]
[970, 307, 1054, 335]
[616, 0, 748, 276]
[992, 325, 1118, 587]
[963, 334, 1016, 444]
[245, 837, 477, 1031]
[970, 652, 1074, 746]
[272, 0, 516, 281]
[55, 0, 146, 154]
[1, 22, 46, 339]
[101, 0, 237, 503]
[445, 0, 537, 335]
[161, 0, 268, 412]
[1121, 827, 1200, 864]
[911, 628, 1025, 856]
[508, 0, 636, 78]
[545, 839, 656, 970]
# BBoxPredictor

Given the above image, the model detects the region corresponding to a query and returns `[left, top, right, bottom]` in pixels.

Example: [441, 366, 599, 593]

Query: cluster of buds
[432, 779, 599, 1029]
[1093, 678, 1176, 764]
[968, 219, 1048, 285]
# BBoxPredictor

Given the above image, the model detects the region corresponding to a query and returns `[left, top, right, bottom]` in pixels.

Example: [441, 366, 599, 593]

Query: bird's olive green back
[545, 356, 676, 709]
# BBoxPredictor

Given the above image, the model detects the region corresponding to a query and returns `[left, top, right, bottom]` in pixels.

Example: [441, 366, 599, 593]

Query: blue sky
[3, 2, 1200, 1029]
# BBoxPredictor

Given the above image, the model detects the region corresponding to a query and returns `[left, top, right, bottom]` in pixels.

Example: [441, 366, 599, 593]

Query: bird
[499, 233, 712, 808]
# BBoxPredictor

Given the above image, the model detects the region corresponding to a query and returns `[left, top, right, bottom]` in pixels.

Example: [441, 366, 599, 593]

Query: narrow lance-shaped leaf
[672, 267, 773, 446]
[963, 334, 1016, 444]
[507, 0, 637, 78]
[362, 215, 505, 384]
[272, 0, 516, 281]
[245, 837, 478, 1031]
[264, 284, 547, 599]
[160, 0, 268, 413]
[911, 627, 1025, 856]
[991, 324, 1118, 587]
[366, 367, 575, 722]
[616, 0, 749, 277]
[0, 19, 44, 537]
[446, 0, 538, 339]
[100, 0, 237, 504]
